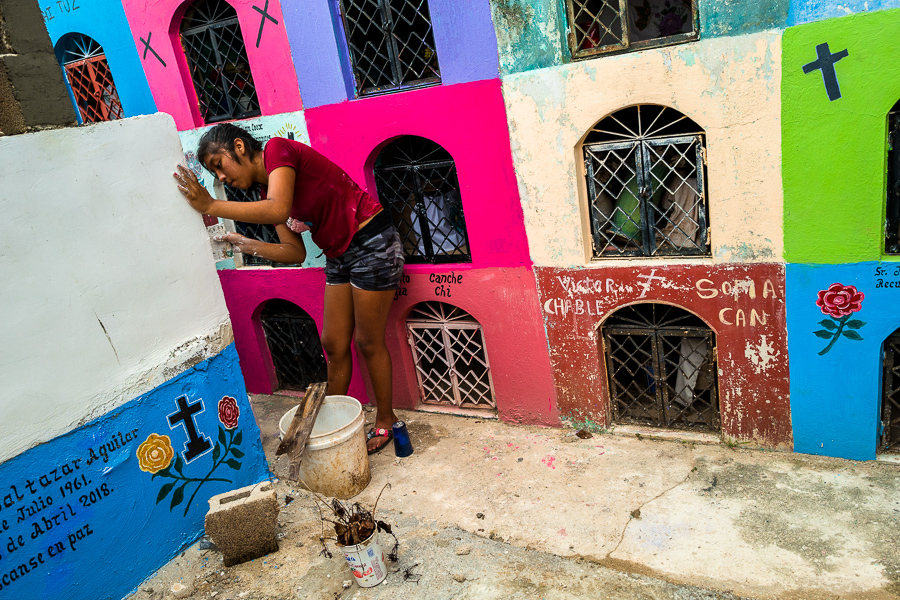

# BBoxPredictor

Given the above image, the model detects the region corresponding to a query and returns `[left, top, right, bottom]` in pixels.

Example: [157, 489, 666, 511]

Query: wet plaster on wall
[0, 114, 233, 462]
[501, 30, 783, 267]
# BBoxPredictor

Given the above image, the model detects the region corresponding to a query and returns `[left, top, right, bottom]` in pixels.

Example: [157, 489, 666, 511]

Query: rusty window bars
[603, 303, 719, 432]
[224, 185, 304, 267]
[337, 0, 440, 96]
[181, 0, 260, 124]
[584, 105, 710, 258]
[406, 302, 496, 410]
[374, 136, 471, 264]
[881, 331, 900, 453]
[566, 0, 698, 59]
[60, 34, 124, 124]
[260, 299, 328, 391]
[885, 100, 900, 254]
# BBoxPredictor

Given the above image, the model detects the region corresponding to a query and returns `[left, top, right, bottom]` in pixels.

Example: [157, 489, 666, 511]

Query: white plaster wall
[502, 31, 783, 267]
[0, 114, 232, 462]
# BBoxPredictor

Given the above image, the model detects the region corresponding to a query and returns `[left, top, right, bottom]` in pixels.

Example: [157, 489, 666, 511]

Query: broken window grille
[374, 136, 471, 263]
[602, 303, 719, 432]
[260, 299, 328, 392]
[59, 34, 124, 124]
[225, 185, 302, 267]
[337, 0, 440, 96]
[885, 100, 900, 254]
[406, 302, 495, 410]
[181, 0, 260, 123]
[880, 330, 900, 453]
[584, 105, 710, 258]
[566, 0, 698, 59]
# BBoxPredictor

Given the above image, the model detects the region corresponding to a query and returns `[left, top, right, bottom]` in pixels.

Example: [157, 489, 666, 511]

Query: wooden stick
[276, 382, 328, 480]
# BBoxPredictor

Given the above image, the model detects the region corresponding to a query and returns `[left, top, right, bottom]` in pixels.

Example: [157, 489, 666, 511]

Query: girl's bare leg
[351, 287, 398, 452]
[321, 283, 355, 396]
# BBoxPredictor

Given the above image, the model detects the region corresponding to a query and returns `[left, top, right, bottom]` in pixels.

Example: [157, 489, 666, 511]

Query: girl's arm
[175, 165, 297, 225]
[220, 223, 307, 264]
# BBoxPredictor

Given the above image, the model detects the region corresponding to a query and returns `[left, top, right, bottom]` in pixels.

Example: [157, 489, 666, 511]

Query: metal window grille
[374, 136, 471, 263]
[338, 0, 440, 96]
[885, 101, 900, 254]
[603, 303, 719, 432]
[60, 34, 124, 124]
[406, 302, 495, 410]
[584, 105, 710, 258]
[880, 331, 900, 452]
[225, 185, 302, 267]
[181, 0, 260, 124]
[260, 299, 328, 391]
[566, 0, 698, 59]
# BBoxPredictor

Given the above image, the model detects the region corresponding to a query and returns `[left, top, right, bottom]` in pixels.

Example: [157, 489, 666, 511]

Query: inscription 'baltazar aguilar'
[0, 428, 132, 592]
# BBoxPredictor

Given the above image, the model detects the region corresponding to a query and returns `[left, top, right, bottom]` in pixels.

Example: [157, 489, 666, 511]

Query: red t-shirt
[260, 137, 383, 258]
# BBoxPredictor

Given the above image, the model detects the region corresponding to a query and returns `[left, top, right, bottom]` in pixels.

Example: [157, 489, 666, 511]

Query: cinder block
[205, 482, 279, 567]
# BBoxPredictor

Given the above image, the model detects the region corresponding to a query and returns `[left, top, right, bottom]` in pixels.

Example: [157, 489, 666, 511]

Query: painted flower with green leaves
[143, 396, 245, 517]
[813, 283, 866, 355]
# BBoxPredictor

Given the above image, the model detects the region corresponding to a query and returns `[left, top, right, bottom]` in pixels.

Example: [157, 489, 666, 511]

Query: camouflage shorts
[325, 214, 405, 292]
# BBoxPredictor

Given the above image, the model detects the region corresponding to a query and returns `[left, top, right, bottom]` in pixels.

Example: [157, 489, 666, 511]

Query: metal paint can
[392, 421, 413, 457]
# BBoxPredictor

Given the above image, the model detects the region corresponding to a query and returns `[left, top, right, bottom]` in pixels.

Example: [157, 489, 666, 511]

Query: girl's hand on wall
[174, 165, 213, 214]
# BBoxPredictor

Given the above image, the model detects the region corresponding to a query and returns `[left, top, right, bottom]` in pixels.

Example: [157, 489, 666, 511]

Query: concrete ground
[127, 394, 900, 600]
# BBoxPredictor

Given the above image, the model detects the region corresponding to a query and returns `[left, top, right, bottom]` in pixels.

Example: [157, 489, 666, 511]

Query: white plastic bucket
[279, 395, 370, 499]
[338, 532, 387, 587]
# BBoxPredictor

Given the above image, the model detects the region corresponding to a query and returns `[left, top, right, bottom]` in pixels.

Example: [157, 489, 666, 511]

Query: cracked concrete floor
[127, 395, 900, 600]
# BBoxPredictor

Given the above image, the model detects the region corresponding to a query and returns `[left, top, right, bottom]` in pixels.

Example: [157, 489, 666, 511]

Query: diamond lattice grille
[881, 334, 900, 451]
[60, 35, 123, 123]
[584, 105, 709, 258]
[339, 0, 440, 95]
[181, 0, 260, 124]
[603, 304, 719, 432]
[374, 137, 470, 263]
[260, 300, 328, 391]
[569, 0, 625, 54]
[407, 302, 495, 409]
[566, 0, 697, 58]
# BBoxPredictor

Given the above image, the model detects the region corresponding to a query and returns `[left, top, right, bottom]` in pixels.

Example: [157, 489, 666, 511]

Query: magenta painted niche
[305, 79, 532, 270]
[218, 268, 371, 402]
[122, 0, 301, 130]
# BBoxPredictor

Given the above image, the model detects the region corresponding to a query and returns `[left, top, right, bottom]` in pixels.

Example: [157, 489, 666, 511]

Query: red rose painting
[218, 396, 240, 429]
[813, 283, 866, 355]
[816, 283, 864, 318]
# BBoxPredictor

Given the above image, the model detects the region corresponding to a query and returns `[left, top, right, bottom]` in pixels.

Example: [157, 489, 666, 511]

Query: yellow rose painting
[136, 433, 174, 474]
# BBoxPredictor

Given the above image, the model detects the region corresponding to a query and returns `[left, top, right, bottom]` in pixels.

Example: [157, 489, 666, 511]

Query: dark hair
[196, 123, 263, 172]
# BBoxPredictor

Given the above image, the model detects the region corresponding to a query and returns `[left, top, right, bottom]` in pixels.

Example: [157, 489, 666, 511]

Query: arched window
[338, 0, 440, 96]
[602, 303, 719, 431]
[225, 186, 303, 267]
[584, 105, 709, 258]
[374, 136, 470, 263]
[566, 0, 698, 59]
[407, 302, 495, 410]
[180, 0, 260, 124]
[58, 34, 124, 124]
[260, 299, 327, 391]
[880, 328, 900, 452]
[885, 100, 900, 254]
